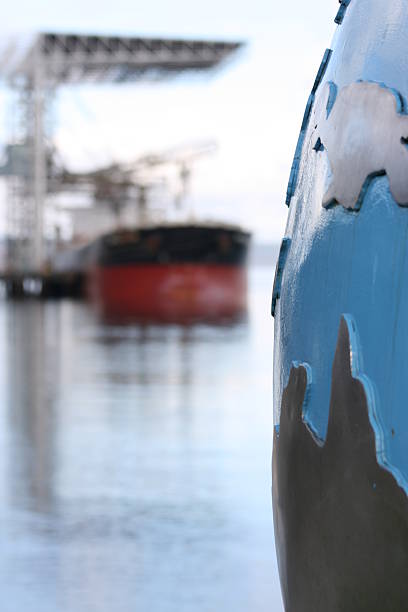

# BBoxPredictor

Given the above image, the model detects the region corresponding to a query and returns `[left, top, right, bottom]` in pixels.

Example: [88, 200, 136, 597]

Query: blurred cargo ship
[53, 143, 251, 322]
[74, 223, 249, 322]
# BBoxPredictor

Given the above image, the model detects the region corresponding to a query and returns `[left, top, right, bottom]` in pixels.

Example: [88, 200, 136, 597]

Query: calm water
[0, 267, 284, 612]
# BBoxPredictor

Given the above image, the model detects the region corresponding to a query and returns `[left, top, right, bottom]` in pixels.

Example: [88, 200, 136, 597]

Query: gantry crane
[0, 32, 242, 271]
[49, 140, 217, 233]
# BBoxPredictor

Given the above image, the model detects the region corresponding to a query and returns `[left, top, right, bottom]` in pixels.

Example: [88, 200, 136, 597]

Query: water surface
[0, 267, 283, 612]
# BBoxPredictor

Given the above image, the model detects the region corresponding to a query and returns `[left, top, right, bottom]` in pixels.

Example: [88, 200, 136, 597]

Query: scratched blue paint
[285, 95, 314, 206]
[271, 237, 291, 317]
[334, 0, 352, 25]
[276, 176, 408, 489]
[311, 49, 333, 95]
[324, 81, 338, 117]
[274, 0, 408, 488]
[285, 49, 332, 206]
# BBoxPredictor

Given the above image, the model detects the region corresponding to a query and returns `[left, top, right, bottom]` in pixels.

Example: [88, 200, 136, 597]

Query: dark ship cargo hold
[86, 224, 250, 322]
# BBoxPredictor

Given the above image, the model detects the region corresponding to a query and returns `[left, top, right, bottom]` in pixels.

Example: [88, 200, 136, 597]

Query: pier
[0, 270, 84, 298]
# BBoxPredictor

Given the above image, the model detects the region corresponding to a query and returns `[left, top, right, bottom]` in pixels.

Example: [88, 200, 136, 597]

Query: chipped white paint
[315, 81, 408, 209]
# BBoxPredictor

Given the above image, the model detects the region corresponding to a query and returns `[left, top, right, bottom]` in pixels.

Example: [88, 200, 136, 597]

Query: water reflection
[0, 268, 283, 612]
[6, 302, 59, 514]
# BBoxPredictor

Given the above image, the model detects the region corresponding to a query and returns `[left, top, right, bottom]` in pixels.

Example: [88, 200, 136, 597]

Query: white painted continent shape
[315, 81, 408, 210]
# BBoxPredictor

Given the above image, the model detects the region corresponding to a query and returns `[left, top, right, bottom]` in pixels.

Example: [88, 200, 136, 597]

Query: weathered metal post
[272, 1, 408, 610]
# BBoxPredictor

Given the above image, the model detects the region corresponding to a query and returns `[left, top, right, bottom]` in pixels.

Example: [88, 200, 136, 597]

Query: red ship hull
[88, 262, 248, 323]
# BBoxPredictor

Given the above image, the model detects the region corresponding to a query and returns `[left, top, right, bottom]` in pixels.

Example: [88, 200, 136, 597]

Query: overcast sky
[0, 0, 338, 242]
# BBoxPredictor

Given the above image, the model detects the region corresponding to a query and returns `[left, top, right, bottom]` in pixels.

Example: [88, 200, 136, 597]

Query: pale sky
[0, 0, 338, 242]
